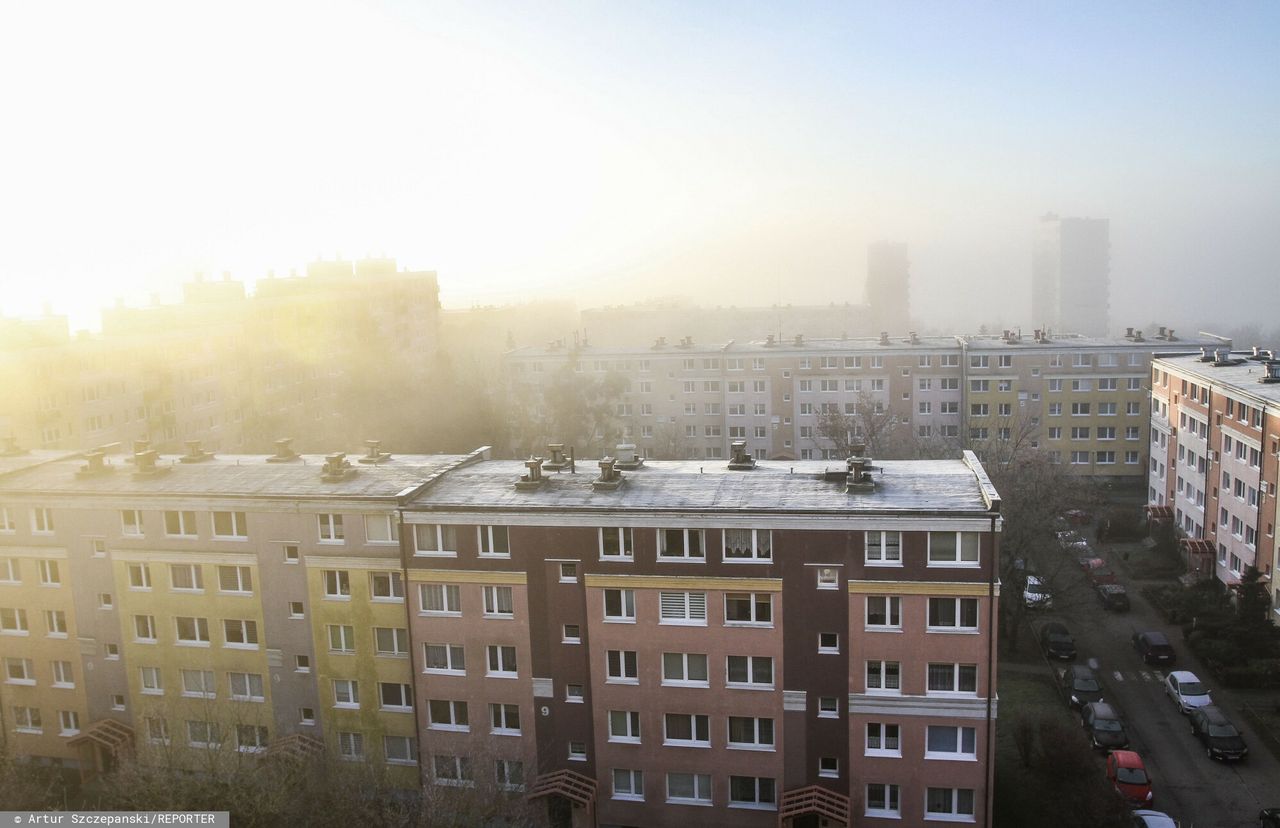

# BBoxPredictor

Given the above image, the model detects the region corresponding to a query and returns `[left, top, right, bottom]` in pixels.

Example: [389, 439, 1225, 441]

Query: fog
[0, 1, 1276, 336]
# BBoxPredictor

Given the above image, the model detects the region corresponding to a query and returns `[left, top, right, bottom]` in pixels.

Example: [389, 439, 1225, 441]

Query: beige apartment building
[505, 327, 1220, 481]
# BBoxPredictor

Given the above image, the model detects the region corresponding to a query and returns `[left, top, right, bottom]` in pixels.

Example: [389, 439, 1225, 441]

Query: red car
[1087, 567, 1118, 587]
[1065, 509, 1092, 525]
[1106, 750, 1153, 807]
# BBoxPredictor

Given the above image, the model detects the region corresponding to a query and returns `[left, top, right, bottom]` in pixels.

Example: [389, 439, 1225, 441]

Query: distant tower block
[1032, 214, 1110, 337]
[865, 242, 910, 335]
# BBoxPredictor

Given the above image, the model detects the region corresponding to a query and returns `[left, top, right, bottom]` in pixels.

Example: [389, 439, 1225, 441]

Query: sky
[0, 0, 1276, 333]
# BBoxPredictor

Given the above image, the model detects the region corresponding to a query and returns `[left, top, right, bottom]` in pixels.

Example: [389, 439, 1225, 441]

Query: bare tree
[813, 391, 901, 458]
[650, 418, 691, 460]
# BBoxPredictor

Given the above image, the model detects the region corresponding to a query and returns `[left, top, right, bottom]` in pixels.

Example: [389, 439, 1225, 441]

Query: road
[1027, 563, 1280, 828]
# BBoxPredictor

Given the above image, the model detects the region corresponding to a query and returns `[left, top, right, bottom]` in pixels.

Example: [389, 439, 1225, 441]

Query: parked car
[1106, 750, 1154, 808]
[1131, 811, 1177, 828]
[1058, 529, 1085, 544]
[1260, 808, 1280, 828]
[1133, 631, 1177, 666]
[1087, 566, 1118, 587]
[1189, 705, 1248, 761]
[1065, 508, 1092, 525]
[1039, 622, 1077, 660]
[1164, 671, 1212, 713]
[1082, 702, 1129, 750]
[1024, 575, 1053, 609]
[1061, 664, 1105, 708]
[1079, 554, 1106, 570]
[1097, 583, 1131, 612]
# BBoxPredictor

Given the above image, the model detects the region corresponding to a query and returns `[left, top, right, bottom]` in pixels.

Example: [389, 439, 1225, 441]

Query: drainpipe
[396, 505, 425, 779]
[984, 509, 998, 828]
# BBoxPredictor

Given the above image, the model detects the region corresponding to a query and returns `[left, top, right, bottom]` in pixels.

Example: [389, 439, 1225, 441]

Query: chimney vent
[878, 331, 890, 346]
[1158, 326, 1167, 338]
[910, 331, 920, 344]
[131, 449, 168, 478]
[592, 457, 624, 491]
[652, 336, 667, 349]
[358, 439, 392, 464]
[765, 334, 776, 347]
[179, 440, 213, 463]
[266, 438, 299, 463]
[727, 440, 756, 470]
[542, 443, 571, 471]
[1165, 328, 1175, 340]
[1125, 327, 1134, 338]
[1133, 329, 1144, 342]
[77, 450, 111, 477]
[794, 334, 804, 347]
[515, 456, 547, 490]
[132, 439, 151, 456]
[614, 443, 643, 470]
[1260, 361, 1280, 384]
[844, 450, 877, 493]
[320, 453, 357, 483]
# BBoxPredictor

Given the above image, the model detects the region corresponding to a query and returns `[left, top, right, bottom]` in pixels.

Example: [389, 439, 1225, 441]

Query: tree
[508, 361, 626, 458]
[812, 391, 901, 458]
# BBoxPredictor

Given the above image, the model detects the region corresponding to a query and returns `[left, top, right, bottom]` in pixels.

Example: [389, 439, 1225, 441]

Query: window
[559, 562, 577, 583]
[486, 645, 517, 677]
[816, 567, 840, 589]
[328, 624, 356, 653]
[369, 571, 404, 601]
[667, 772, 712, 804]
[379, 682, 412, 710]
[926, 787, 975, 821]
[659, 591, 707, 625]
[867, 661, 901, 693]
[818, 631, 840, 653]
[384, 735, 417, 765]
[424, 643, 465, 674]
[928, 532, 980, 566]
[37, 559, 60, 586]
[167, 563, 203, 592]
[562, 624, 581, 643]
[928, 597, 979, 631]
[51, 660, 73, 687]
[926, 725, 977, 759]
[566, 684, 584, 703]
[187, 720, 222, 748]
[726, 655, 774, 688]
[483, 585, 515, 618]
[659, 528, 705, 560]
[495, 758, 523, 791]
[866, 596, 901, 629]
[723, 528, 771, 561]
[0, 607, 28, 634]
[211, 511, 248, 539]
[164, 510, 197, 537]
[608, 709, 642, 743]
[664, 713, 710, 746]
[364, 514, 399, 544]
[229, 671, 265, 701]
[600, 527, 634, 559]
[230, 724, 267, 753]
[333, 679, 360, 708]
[662, 652, 708, 686]
[98, 592, 113, 609]
[11, 705, 40, 734]
[568, 741, 587, 761]
[0, 559, 17, 584]
[181, 669, 216, 698]
[927, 663, 978, 694]
[121, 509, 143, 536]
[725, 592, 772, 626]
[373, 627, 408, 657]
[729, 776, 776, 810]
[727, 716, 775, 750]
[218, 565, 252, 594]
[322, 570, 350, 599]
[818, 696, 840, 718]
[339, 732, 366, 762]
[866, 722, 901, 755]
[478, 525, 510, 557]
[413, 524, 458, 556]
[419, 583, 461, 615]
[283, 545, 299, 563]
[317, 513, 344, 542]
[865, 530, 902, 564]
[133, 614, 156, 642]
[866, 783, 901, 817]
[295, 655, 310, 673]
[144, 717, 169, 744]
[607, 649, 639, 683]
[175, 616, 210, 645]
[43, 609, 67, 636]
[604, 588, 636, 622]
[613, 769, 644, 801]
[490, 702, 521, 735]
[1071, 402, 1091, 416]
[222, 619, 258, 648]
[31, 507, 55, 534]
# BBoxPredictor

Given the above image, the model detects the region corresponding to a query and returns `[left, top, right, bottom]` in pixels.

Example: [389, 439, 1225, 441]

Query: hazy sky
[1, 1, 1276, 333]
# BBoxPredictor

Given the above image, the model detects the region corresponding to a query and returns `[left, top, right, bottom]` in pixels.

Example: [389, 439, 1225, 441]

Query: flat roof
[0, 450, 480, 501]
[407, 457, 997, 515]
[1155, 353, 1280, 407]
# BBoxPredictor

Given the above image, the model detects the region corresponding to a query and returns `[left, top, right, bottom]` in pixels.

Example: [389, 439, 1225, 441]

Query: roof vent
[677, 336, 694, 349]
[1, 436, 23, 456]
[727, 440, 756, 470]
[515, 456, 547, 491]
[592, 457, 624, 491]
[614, 443, 644, 471]
[358, 439, 392, 465]
[845, 451, 877, 493]
[764, 334, 776, 347]
[131, 439, 150, 456]
[266, 438, 299, 463]
[1165, 328, 1176, 341]
[1212, 348, 1243, 367]
[1260, 361, 1280, 384]
[320, 453, 357, 483]
[1158, 326, 1167, 338]
[878, 331, 890, 346]
[910, 331, 921, 344]
[794, 334, 804, 347]
[1125, 327, 1134, 339]
[1198, 347, 1215, 363]
[542, 444, 572, 472]
[1133, 330, 1144, 342]
[652, 336, 667, 349]
[77, 450, 112, 477]
[179, 440, 213, 463]
[131, 449, 168, 478]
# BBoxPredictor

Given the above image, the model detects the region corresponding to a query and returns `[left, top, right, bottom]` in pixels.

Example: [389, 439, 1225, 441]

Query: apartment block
[1148, 349, 1280, 613]
[505, 327, 1220, 480]
[403, 450, 1002, 827]
[1032, 214, 1111, 337]
[0, 441, 480, 781]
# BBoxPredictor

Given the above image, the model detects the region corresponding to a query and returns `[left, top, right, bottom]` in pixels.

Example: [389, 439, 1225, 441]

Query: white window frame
[419, 583, 461, 616]
[327, 624, 356, 653]
[378, 681, 413, 711]
[317, 513, 345, 543]
[364, 514, 400, 545]
[926, 663, 978, 695]
[322, 569, 350, 600]
[925, 725, 978, 761]
[163, 510, 197, 538]
[374, 626, 408, 657]
[603, 588, 636, 623]
[229, 671, 265, 702]
[925, 787, 976, 822]
[217, 564, 252, 594]
[663, 713, 711, 747]
[613, 768, 644, 801]
[413, 523, 458, 557]
[865, 530, 902, 565]
[724, 592, 773, 627]
[728, 775, 777, 810]
[659, 528, 706, 560]
[866, 595, 902, 630]
[865, 722, 901, 756]
[369, 571, 404, 602]
[659, 591, 707, 625]
[608, 709, 642, 744]
[722, 528, 772, 562]
[482, 585, 515, 619]
[490, 702, 521, 736]
[423, 642, 465, 675]
[662, 652, 709, 687]
[867, 660, 902, 694]
[180, 668, 216, 699]
[211, 511, 248, 540]
[866, 783, 902, 818]
[485, 644, 518, 678]
[927, 597, 980, 632]
[606, 649, 639, 684]
[222, 618, 259, 649]
[666, 772, 712, 805]
[599, 527, 634, 560]
[927, 531, 980, 567]
[121, 509, 143, 537]
[332, 679, 360, 708]
[727, 715, 775, 751]
[478, 525, 511, 558]
[174, 616, 210, 646]
[133, 614, 157, 643]
[726, 655, 774, 689]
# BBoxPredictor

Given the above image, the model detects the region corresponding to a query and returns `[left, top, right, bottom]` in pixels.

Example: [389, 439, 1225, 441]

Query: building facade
[505, 328, 1218, 482]
[865, 242, 910, 336]
[1031, 214, 1111, 337]
[1147, 349, 1280, 614]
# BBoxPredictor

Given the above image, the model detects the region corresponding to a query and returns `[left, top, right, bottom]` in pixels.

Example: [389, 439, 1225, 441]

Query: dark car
[1261, 808, 1280, 828]
[1061, 664, 1104, 708]
[1097, 583, 1131, 612]
[1082, 701, 1129, 750]
[1087, 566, 1118, 587]
[1065, 509, 1092, 525]
[1189, 705, 1248, 761]
[1133, 631, 1177, 666]
[1039, 622, 1077, 660]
